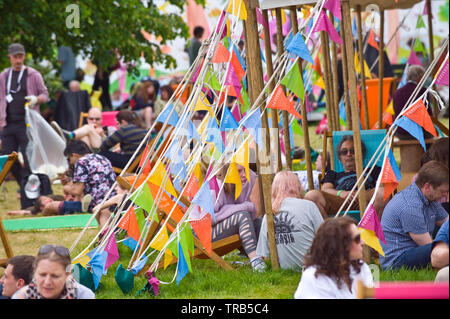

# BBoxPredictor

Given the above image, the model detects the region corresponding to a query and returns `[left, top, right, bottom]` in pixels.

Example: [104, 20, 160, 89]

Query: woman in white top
[294, 216, 373, 299]
[12, 244, 95, 299]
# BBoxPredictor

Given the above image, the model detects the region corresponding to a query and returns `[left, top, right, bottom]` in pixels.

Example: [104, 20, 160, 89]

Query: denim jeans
[392, 243, 432, 270]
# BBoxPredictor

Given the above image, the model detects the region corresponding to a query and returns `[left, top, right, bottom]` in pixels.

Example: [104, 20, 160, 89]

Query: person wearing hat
[0, 43, 49, 204]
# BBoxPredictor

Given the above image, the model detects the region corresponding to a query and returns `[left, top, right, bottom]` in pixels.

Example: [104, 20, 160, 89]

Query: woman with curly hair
[294, 216, 374, 299]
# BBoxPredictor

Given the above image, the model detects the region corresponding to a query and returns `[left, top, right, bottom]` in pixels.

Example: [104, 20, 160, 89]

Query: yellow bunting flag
[233, 139, 250, 182]
[148, 161, 178, 198]
[226, 0, 247, 20]
[359, 228, 384, 256]
[72, 254, 91, 269]
[193, 161, 204, 187]
[150, 226, 169, 251]
[194, 92, 215, 118]
[224, 161, 242, 200]
[164, 248, 174, 269]
[354, 51, 372, 79]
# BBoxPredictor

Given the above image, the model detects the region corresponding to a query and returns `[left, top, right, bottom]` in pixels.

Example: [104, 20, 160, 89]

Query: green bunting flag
[239, 87, 250, 113]
[291, 117, 303, 137]
[206, 69, 222, 91]
[281, 61, 305, 102]
[130, 183, 154, 215]
[416, 15, 426, 29]
[413, 40, 427, 56]
[179, 223, 195, 272]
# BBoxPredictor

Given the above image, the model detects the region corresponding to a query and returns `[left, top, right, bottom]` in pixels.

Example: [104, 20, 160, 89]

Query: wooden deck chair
[321, 130, 388, 221]
[78, 112, 89, 128]
[0, 152, 18, 268]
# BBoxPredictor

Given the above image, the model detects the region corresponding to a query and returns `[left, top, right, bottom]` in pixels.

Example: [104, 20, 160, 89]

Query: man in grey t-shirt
[256, 197, 323, 270]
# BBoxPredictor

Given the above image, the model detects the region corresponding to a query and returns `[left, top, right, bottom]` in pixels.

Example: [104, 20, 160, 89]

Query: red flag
[231, 49, 246, 81]
[118, 206, 142, 243]
[403, 99, 437, 137]
[212, 42, 230, 63]
[189, 213, 212, 255]
[381, 158, 399, 201]
[267, 85, 302, 118]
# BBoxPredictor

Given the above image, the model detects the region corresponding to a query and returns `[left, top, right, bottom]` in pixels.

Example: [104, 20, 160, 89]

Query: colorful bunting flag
[104, 233, 120, 270]
[156, 103, 179, 127]
[416, 15, 426, 29]
[281, 61, 306, 101]
[413, 40, 427, 56]
[87, 249, 108, 290]
[359, 205, 385, 256]
[407, 51, 422, 66]
[148, 161, 179, 198]
[226, 0, 247, 20]
[224, 161, 243, 200]
[118, 206, 142, 244]
[381, 149, 402, 201]
[403, 98, 437, 137]
[233, 139, 250, 182]
[312, 10, 342, 44]
[239, 108, 262, 147]
[130, 182, 154, 215]
[393, 116, 426, 150]
[191, 182, 215, 221]
[205, 116, 225, 153]
[435, 58, 449, 86]
[189, 213, 212, 255]
[367, 29, 380, 51]
[176, 242, 189, 285]
[286, 32, 315, 65]
[267, 85, 302, 118]
[323, 0, 342, 20]
[220, 105, 240, 131]
[212, 42, 230, 63]
[354, 50, 372, 79]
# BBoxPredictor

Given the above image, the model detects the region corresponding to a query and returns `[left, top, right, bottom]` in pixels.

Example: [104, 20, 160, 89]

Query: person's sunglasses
[352, 234, 361, 244]
[38, 245, 70, 257]
[88, 117, 101, 121]
[339, 148, 355, 156]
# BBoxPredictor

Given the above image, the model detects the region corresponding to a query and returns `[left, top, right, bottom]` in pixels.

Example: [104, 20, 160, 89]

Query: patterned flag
[435, 58, 449, 86]
[189, 213, 212, 255]
[323, 0, 342, 20]
[104, 233, 120, 270]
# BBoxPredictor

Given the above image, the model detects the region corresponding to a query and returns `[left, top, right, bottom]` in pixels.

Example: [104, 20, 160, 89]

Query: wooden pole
[378, 9, 385, 129]
[243, 0, 279, 269]
[329, 13, 341, 131]
[320, 31, 337, 132]
[341, 0, 369, 263]
[339, 12, 352, 129]
[341, 0, 367, 214]
[290, 6, 314, 191]
[261, 9, 282, 173]
[275, 8, 293, 170]
[356, 5, 370, 130]
[426, 0, 439, 118]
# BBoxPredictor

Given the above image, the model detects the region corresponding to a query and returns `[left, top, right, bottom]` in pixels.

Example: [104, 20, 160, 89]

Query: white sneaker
[81, 194, 92, 212]
[250, 257, 266, 272]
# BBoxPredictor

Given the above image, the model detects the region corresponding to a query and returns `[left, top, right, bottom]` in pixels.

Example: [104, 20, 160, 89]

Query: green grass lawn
[0, 117, 447, 299]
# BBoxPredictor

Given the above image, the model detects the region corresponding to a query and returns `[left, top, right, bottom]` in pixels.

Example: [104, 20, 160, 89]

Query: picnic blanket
[3, 214, 97, 231]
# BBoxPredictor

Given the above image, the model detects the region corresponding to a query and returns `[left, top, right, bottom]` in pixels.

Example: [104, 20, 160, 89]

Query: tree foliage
[0, 0, 205, 74]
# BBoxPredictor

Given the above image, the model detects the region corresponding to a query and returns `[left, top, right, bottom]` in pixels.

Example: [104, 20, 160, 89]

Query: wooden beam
[243, 0, 279, 270]
[378, 9, 385, 129]
[320, 31, 337, 132]
[290, 6, 314, 191]
[275, 8, 293, 170]
[261, 9, 283, 173]
[356, 5, 370, 129]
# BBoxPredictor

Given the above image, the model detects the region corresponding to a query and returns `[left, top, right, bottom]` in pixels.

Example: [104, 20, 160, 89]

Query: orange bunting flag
[403, 99, 437, 137]
[148, 182, 184, 223]
[380, 150, 402, 201]
[118, 206, 142, 244]
[367, 29, 380, 51]
[189, 213, 212, 255]
[212, 42, 230, 63]
[224, 161, 242, 200]
[231, 49, 246, 82]
[267, 85, 302, 118]
[182, 172, 200, 199]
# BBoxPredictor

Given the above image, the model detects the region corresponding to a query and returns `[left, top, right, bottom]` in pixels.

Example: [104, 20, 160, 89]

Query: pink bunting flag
[323, 0, 342, 20]
[408, 51, 422, 66]
[435, 59, 449, 86]
[255, 8, 268, 29]
[146, 271, 160, 297]
[312, 10, 343, 44]
[104, 233, 120, 270]
[224, 65, 242, 98]
[359, 204, 386, 244]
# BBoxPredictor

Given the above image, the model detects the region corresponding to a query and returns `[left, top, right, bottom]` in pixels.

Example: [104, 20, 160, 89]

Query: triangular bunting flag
[212, 42, 230, 63]
[224, 161, 243, 200]
[267, 85, 302, 118]
[191, 182, 215, 221]
[408, 51, 422, 66]
[312, 10, 342, 44]
[281, 61, 305, 101]
[323, 0, 341, 20]
[156, 103, 179, 127]
[239, 108, 262, 147]
[148, 161, 179, 198]
[403, 99, 437, 137]
[367, 29, 380, 50]
[393, 116, 426, 150]
[359, 228, 385, 257]
[233, 139, 250, 182]
[416, 15, 426, 29]
[189, 213, 212, 255]
[104, 233, 120, 270]
[226, 0, 247, 20]
[118, 206, 142, 244]
[381, 150, 402, 201]
[435, 59, 449, 86]
[176, 242, 189, 285]
[220, 105, 240, 131]
[286, 32, 315, 65]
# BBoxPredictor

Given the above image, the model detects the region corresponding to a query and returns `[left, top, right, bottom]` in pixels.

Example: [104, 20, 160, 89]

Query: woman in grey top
[257, 171, 324, 270]
[12, 245, 95, 299]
